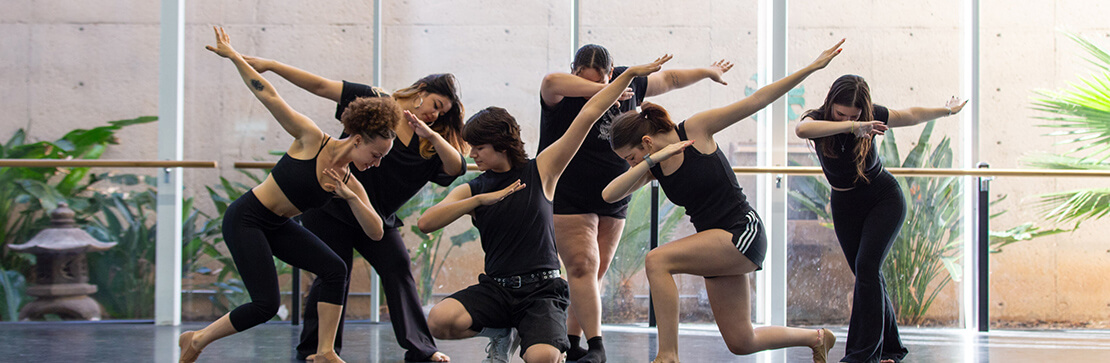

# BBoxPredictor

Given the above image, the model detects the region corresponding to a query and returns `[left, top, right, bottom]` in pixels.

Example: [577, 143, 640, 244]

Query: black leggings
[296, 210, 438, 361]
[222, 190, 347, 332]
[830, 171, 909, 363]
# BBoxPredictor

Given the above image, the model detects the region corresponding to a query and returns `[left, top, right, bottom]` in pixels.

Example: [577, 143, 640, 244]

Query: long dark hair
[393, 73, 468, 158]
[609, 102, 676, 151]
[802, 74, 875, 184]
[462, 107, 529, 169]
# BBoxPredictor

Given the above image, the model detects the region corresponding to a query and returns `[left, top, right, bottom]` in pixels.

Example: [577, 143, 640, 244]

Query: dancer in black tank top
[240, 55, 466, 363]
[539, 44, 733, 363]
[603, 40, 845, 363]
[416, 56, 671, 363]
[796, 74, 966, 363]
[179, 27, 400, 363]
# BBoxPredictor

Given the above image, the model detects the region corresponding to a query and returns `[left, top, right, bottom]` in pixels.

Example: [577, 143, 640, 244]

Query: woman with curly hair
[602, 40, 844, 363]
[238, 55, 467, 362]
[796, 74, 966, 363]
[178, 27, 398, 363]
[417, 56, 670, 363]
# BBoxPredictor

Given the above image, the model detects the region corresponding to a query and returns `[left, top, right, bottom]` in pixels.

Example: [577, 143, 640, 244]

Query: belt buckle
[508, 275, 522, 289]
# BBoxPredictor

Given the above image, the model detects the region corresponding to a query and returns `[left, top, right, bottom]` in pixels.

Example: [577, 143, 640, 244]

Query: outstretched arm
[684, 39, 844, 144]
[242, 55, 344, 102]
[602, 140, 693, 203]
[644, 59, 733, 97]
[417, 180, 526, 233]
[206, 27, 321, 147]
[324, 168, 384, 240]
[536, 55, 672, 199]
[887, 97, 968, 128]
[540, 72, 634, 108]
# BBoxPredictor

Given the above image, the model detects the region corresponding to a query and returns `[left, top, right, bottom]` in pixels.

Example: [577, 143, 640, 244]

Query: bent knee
[522, 343, 562, 363]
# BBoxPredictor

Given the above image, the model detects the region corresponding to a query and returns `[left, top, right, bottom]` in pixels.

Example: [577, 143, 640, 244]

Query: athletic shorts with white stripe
[724, 210, 767, 270]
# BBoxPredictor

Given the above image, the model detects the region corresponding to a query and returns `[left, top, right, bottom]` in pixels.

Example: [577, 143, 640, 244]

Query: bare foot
[428, 351, 450, 362]
[314, 351, 345, 363]
[178, 331, 204, 363]
[305, 353, 316, 361]
[651, 352, 679, 363]
[811, 328, 836, 363]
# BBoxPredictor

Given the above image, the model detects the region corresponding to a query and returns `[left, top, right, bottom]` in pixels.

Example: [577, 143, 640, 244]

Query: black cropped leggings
[830, 172, 909, 363]
[222, 190, 347, 332]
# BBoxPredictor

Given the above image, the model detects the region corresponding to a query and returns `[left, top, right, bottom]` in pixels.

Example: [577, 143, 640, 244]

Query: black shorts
[725, 210, 767, 270]
[448, 274, 571, 355]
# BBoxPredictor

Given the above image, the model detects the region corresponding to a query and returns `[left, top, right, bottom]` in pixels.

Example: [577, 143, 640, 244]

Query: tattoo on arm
[668, 72, 679, 87]
[251, 79, 265, 91]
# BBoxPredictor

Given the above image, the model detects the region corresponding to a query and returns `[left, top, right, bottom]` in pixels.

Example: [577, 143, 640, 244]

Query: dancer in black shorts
[796, 74, 966, 363]
[540, 44, 732, 363]
[417, 56, 671, 363]
[241, 55, 465, 363]
[602, 40, 845, 363]
[180, 27, 398, 363]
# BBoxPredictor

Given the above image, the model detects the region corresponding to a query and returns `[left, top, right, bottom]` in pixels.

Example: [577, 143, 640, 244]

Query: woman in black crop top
[240, 55, 466, 363]
[602, 40, 844, 363]
[414, 57, 669, 363]
[539, 44, 733, 363]
[179, 27, 399, 363]
[796, 74, 966, 363]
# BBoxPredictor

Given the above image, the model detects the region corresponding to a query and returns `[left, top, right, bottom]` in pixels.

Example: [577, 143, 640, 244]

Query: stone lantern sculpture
[9, 202, 116, 320]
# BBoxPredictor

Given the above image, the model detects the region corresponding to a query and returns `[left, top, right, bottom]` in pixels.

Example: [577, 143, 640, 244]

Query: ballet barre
[0, 159, 218, 168]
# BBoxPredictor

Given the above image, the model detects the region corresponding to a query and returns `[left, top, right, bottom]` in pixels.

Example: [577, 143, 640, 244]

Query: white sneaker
[482, 328, 512, 363]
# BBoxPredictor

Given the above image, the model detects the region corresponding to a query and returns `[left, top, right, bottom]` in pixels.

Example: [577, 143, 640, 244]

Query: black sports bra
[270, 136, 350, 212]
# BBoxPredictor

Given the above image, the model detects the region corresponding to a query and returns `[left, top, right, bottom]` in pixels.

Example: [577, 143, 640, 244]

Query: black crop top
[811, 105, 890, 189]
[649, 122, 752, 232]
[270, 136, 346, 212]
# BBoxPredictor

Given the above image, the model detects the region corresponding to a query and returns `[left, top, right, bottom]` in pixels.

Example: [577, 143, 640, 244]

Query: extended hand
[204, 26, 238, 59]
[241, 55, 273, 73]
[811, 38, 845, 70]
[626, 54, 673, 78]
[651, 140, 696, 162]
[945, 97, 968, 116]
[707, 59, 733, 86]
[478, 179, 526, 206]
[852, 121, 887, 138]
[322, 168, 356, 200]
[405, 110, 436, 139]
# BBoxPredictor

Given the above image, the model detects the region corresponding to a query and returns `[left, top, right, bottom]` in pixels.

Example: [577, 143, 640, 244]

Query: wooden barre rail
[233, 161, 1110, 178]
[0, 159, 218, 168]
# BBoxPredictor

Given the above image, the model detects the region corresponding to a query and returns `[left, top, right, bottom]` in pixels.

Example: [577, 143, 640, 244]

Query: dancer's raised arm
[241, 55, 344, 102]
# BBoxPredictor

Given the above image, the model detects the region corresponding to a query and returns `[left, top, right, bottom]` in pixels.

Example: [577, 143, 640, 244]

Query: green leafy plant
[603, 186, 686, 323]
[1028, 33, 1110, 226]
[0, 266, 29, 321]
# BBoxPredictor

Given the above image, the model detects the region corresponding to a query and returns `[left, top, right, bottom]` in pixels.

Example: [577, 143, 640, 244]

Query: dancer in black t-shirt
[417, 56, 670, 363]
[603, 40, 845, 363]
[539, 44, 732, 363]
[180, 27, 396, 363]
[796, 74, 966, 363]
[240, 55, 466, 362]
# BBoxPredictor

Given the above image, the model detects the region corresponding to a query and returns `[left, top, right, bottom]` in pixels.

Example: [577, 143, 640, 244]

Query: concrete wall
[4, 0, 1110, 326]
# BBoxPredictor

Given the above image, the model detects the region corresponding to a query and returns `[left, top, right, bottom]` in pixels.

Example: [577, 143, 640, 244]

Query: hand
[706, 59, 733, 86]
[204, 26, 238, 59]
[945, 97, 968, 116]
[810, 38, 845, 70]
[477, 179, 526, 206]
[405, 110, 436, 139]
[851, 121, 888, 138]
[241, 55, 273, 73]
[626, 54, 673, 78]
[650, 140, 696, 163]
[322, 168, 356, 200]
[618, 87, 635, 102]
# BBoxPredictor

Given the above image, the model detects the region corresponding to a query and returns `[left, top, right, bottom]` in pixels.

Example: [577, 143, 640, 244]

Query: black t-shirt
[466, 159, 560, 277]
[537, 67, 649, 209]
[308, 81, 465, 230]
[649, 122, 752, 232]
[811, 105, 890, 189]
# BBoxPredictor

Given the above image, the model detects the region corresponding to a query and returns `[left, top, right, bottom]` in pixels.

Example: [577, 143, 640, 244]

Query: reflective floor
[2, 321, 1109, 362]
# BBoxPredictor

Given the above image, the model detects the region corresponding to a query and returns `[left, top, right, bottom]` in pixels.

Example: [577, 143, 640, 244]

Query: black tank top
[812, 105, 890, 189]
[270, 136, 345, 212]
[466, 159, 560, 277]
[649, 122, 752, 232]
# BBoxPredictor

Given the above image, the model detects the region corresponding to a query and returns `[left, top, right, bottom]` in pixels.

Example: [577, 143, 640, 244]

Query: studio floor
[2, 321, 1109, 362]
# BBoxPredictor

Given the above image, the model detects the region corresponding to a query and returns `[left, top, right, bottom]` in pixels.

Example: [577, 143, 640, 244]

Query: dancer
[180, 27, 398, 363]
[795, 74, 966, 363]
[602, 40, 845, 363]
[540, 44, 732, 363]
[417, 56, 671, 363]
[242, 55, 465, 363]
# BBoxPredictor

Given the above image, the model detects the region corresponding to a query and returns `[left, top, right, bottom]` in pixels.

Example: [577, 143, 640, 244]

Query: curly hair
[609, 102, 677, 151]
[393, 73, 468, 158]
[802, 74, 875, 184]
[463, 107, 529, 169]
[340, 96, 401, 141]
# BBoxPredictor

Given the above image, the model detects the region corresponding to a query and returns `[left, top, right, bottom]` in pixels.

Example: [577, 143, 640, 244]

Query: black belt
[491, 270, 560, 289]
